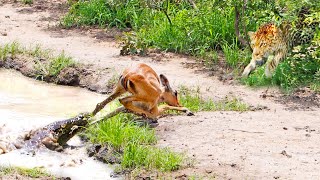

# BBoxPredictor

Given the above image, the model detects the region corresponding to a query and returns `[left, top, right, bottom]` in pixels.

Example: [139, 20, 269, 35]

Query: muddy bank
[0, 55, 115, 94]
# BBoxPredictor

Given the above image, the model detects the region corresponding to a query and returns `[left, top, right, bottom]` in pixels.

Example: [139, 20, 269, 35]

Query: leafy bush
[63, 0, 320, 90]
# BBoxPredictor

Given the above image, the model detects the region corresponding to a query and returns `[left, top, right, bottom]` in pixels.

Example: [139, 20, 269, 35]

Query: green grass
[0, 42, 75, 79]
[62, 0, 142, 28]
[62, 0, 236, 55]
[0, 166, 52, 178]
[122, 144, 183, 171]
[86, 106, 184, 172]
[47, 51, 74, 77]
[87, 113, 157, 151]
[21, 0, 33, 5]
[0, 41, 21, 61]
[178, 86, 249, 112]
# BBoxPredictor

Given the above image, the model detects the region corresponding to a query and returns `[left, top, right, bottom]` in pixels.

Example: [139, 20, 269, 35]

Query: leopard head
[248, 24, 279, 66]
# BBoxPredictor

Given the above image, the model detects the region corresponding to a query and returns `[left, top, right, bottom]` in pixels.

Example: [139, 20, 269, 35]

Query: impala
[91, 63, 193, 119]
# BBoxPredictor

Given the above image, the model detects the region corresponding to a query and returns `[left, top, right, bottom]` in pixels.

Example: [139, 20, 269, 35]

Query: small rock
[1, 32, 7, 36]
[5, 15, 10, 18]
[205, 169, 213, 174]
[280, 150, 292, 158]
[283, 127, 288, 130]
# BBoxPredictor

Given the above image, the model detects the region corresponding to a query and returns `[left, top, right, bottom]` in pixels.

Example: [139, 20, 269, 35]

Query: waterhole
[0, 69, 118, 179]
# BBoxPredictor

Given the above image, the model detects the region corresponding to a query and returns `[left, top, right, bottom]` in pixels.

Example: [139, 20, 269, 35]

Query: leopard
[242, 23, 291, 78]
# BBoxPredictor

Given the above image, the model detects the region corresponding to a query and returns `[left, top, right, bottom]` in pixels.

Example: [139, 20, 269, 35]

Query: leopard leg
[242, 60, 257, 77]
[265, 51, 285, 78]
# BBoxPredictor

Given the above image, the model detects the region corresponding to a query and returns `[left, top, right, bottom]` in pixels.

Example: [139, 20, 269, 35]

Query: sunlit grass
[0, 166, 52, 178]
[178, 85, 249, 112]
[85, 102, 184, 172]
[0, 42, 75, 79]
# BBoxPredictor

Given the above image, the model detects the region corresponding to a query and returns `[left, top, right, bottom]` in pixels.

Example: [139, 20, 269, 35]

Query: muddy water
[0, 69, 118, 179]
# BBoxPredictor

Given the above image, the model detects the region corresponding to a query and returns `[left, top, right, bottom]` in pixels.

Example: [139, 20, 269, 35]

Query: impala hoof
[186, 111, 194, 116]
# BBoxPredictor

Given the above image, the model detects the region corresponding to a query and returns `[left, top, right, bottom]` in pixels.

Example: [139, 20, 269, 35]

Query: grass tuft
[21, 0, 33, 5]
[0, 41, 22, 61]
[47, 51, 75, 77]
[87, 113, 157, 151]
[122, 144, 183, 171]
[85, 102, 184, 172]
[0, 42, 75, 79]
[178, 86, 249, 112]
[0, 166, 51, 178]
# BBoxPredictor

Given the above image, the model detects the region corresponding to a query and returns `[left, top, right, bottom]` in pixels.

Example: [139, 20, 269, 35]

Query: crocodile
[0, 106, 156, 155]
[22, 113, 91, 154]
[20, 106, 127, 154]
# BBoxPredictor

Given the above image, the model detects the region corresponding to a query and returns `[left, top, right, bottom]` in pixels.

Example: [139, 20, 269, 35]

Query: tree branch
[234, 5, 247, 47]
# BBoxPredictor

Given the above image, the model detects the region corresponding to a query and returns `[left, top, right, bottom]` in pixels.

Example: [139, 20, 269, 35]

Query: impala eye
[174, 90, 178, 96]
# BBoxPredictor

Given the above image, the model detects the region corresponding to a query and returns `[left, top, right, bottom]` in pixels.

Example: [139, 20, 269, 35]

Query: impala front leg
[92, 86, 126, 116]
[158, 105, 194, 116]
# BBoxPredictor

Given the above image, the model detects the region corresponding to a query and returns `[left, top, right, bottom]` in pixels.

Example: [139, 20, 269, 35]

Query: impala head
[159, 74, 181, 107]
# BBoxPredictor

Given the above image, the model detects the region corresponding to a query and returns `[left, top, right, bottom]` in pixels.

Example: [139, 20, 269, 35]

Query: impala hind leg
[92, 85, 126, 116]
[119, 96, 158, 119]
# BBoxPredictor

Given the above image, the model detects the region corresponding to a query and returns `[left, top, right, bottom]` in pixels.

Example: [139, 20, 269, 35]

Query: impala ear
[160, 74, 172, 91]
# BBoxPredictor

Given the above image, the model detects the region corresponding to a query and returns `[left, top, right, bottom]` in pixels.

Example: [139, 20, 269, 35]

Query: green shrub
[62, 0, 320, 90]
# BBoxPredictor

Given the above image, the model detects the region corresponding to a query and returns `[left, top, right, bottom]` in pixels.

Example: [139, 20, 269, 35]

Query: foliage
[62, 0, 320, 90]
[62, 0, 144, 28]
[85, 103, 184, 172]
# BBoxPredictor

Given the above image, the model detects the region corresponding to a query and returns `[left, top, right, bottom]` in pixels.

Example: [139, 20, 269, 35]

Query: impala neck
[158, 87, 166, 104]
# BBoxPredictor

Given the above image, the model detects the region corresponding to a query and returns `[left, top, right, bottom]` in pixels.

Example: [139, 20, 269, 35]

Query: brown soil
[1, 1, 320, 179]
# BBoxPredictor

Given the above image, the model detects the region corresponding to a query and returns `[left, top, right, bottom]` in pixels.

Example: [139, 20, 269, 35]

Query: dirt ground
[0, 1, 320, 179]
